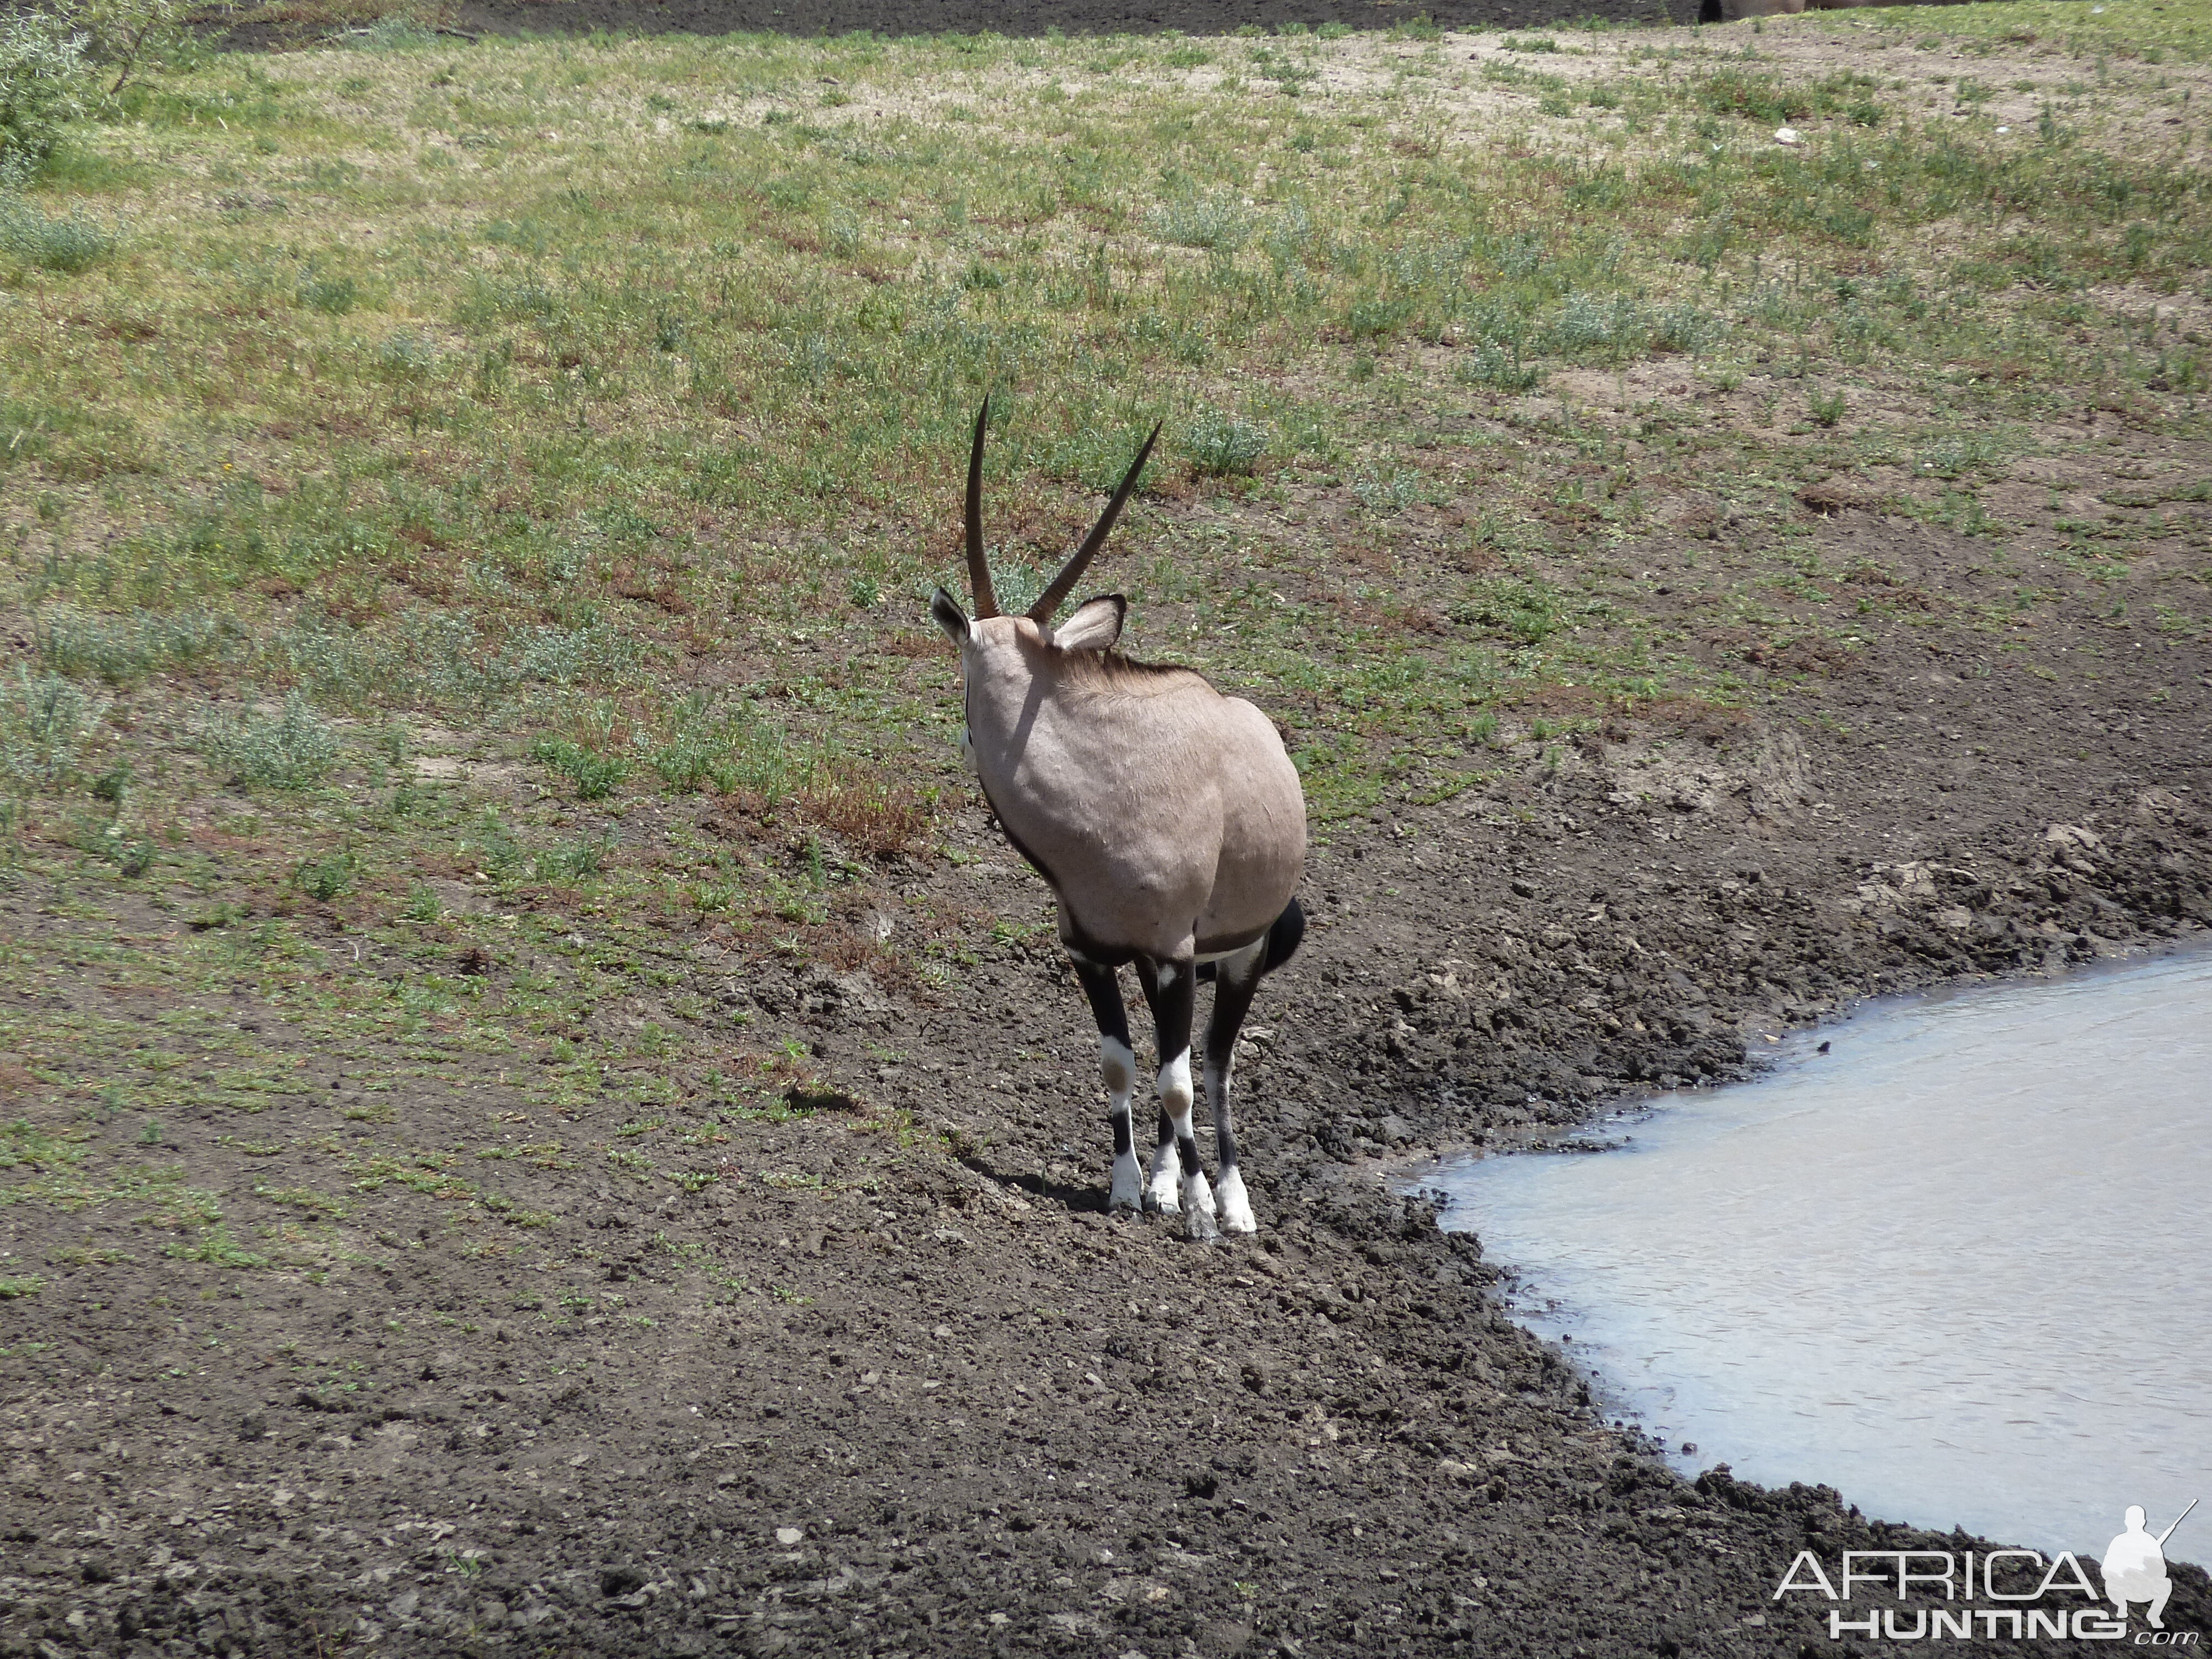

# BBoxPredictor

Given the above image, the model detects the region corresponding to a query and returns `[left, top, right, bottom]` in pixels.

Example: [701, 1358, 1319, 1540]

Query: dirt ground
[448, 0, 1689, 42]
[212, 0, 1694, 53]
[7, 11, 2212, 1656]
[6, 386, 2210, 1654]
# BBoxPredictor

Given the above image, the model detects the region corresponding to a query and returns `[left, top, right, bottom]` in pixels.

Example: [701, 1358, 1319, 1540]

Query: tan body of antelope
[930, 409, 1307, 1240]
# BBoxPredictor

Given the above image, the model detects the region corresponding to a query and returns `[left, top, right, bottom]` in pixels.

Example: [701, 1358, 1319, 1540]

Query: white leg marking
[1146, 1135, 1181, 1213]
[1111, 1148, 1144, 1214]
[1102, 1036, 1141, 1213]
[1157, 1050, 1218, 1241]
[1159, 1048, 1193, 1115]
[1201, 1051, 1253, 1235]
[1147, 1048, 1192, 1214]
[1182, 1159, 1219, 1241]
[1214, 1165, 1255, 1236]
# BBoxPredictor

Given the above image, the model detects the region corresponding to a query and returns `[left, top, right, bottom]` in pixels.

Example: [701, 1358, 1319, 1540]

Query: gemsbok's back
[929, 408, 1306, 1240]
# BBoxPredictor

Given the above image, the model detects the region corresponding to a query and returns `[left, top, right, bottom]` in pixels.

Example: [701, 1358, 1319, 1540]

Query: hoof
[1184, 1207, 1219, 1244]
[1215, 1170, 1256, 1237]
[1141, 1191, 1181, 1217]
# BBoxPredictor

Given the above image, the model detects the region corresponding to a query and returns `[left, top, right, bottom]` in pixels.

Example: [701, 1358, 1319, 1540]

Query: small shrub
[1694, 69, 1809, 126]
[1458, 346, 1542, 391]
[345, 13, 436, 49]
[294, 848, 358, 901]
[1353, 467, 1426, 514]
[649, 728, 730, 794]
[1181, 409, 1269, 477]
[199, 693, 338, 790]
[531, 836, 611, 883]
[1547, 291, 1648, 357]
[1150, 192, 1251, 253]
[66, 0, 190, 98]
[1651, 304, 1718, 355]
[1452, 577, 1566, 645]
[377, 332, 437, 376]
[35, 609, 243, 683]
[530, 737, 627, 800]
[2, 667, 106, 788]
[164, 1224, 268, 1267]
[1346, 296, 1415, 341]
[87, 822, 152, 876]
[299, 272, 359, 315]
[0, 12, 86, 170]
[0, 199, 117, 273]
[1809, 387, 1846, 427]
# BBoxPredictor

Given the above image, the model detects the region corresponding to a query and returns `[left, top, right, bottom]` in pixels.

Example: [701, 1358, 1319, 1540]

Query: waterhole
[1431, 942, 2212, 1558]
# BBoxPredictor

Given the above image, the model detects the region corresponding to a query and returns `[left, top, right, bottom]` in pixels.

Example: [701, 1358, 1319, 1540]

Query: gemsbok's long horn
[966, 402, 1000, 619]
[1026, 422, 1162, 625]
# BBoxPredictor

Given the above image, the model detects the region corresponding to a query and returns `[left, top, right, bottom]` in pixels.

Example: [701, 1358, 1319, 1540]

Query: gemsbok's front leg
[1201, 938, 1269, 1237]
[1138, 957, 1216, 1242]
[1069, 951, 1142, 1214]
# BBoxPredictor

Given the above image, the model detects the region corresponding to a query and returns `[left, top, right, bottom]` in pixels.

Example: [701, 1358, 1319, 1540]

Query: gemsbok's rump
[929, 408, 1307, 1241]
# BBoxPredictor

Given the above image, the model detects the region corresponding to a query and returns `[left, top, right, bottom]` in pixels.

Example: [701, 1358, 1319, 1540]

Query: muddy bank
[6, 471, 2211, 1656]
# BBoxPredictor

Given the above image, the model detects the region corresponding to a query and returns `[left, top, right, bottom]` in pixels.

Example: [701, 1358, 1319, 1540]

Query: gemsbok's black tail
[1260, 895, 1305, 975]
[1194, 896, 1306, 984]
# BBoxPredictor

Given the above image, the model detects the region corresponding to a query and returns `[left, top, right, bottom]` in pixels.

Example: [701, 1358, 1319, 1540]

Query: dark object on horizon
[212, 0, 1696, 49]
[1700, 0, 1978, 20]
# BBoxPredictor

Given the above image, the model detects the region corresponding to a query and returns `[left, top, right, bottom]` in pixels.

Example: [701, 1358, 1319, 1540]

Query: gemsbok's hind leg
[1201, 938, 1269, 1237]
[1136, 958, 1215, 1241]
[1069, 952, 1142, 1215]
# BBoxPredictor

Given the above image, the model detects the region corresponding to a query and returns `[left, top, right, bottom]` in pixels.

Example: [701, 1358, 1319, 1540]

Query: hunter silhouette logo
[2104, 1501, 2197, 1631]
[1773, 1500, 2202, 1643]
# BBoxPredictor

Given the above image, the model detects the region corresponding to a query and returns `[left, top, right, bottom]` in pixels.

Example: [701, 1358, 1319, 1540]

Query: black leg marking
[1134, 958, 1187, 1206]
[1071, 954, 1132, 1053]
[1138, 956, 1211, 1238]
[1205, 948, 1266, 1130]
[1071, 953, 1142, 1214]
[1202, 940, 1269, 1235]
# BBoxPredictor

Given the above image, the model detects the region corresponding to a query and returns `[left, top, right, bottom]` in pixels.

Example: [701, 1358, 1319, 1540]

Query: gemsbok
[930, 407, 1307, 1241]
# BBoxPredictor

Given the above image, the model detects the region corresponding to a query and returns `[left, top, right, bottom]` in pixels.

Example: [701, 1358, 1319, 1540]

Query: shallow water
[1430, 942, 2212, 1559]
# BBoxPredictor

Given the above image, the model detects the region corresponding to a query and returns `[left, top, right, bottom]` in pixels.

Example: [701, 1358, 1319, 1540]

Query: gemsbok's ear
[930, 587, 973, 645]
[1053, 594, 1125, 653]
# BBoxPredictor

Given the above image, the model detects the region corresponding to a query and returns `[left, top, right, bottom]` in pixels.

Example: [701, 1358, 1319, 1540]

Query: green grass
[1811, 0, 2212, 64]
[0, 4, 2205, 1270]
